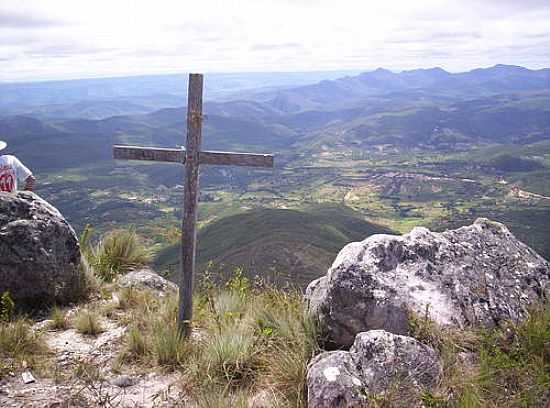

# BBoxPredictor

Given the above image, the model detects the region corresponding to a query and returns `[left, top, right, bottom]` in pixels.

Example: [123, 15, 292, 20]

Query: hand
[24, 176, 35, 191]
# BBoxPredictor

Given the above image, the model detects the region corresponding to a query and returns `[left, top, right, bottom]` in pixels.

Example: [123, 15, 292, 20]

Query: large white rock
[306, 218, 550, 348]
[307, 330, 442, 407]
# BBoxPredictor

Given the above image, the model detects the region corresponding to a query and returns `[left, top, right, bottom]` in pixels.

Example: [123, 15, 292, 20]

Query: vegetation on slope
[154, 205, 394, 287]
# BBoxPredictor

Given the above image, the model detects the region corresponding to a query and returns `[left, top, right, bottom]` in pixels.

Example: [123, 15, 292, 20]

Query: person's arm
[11, 156, 34, 191]
[24, 175, 36, 191]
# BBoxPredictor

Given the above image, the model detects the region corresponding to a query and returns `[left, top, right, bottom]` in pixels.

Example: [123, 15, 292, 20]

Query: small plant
[126, 325, 147, 358]
[0, 291, 15, 321]
[87, 228, 151, 282]
[252, 290, 319, 406]
[0, 318, 44, 357]
[225, 267, 250, 298]
[201, 323, 257, 385]
[193, 389, 249, 408]
[117, 286, 138, 310]
[73, 358, 103, 382]
[73, 309, 103, 336]
[211, 290, 246, 324]
[152, 320, 186, 367]
[49, 306, 68, 330]
[0, 318, 47, 377]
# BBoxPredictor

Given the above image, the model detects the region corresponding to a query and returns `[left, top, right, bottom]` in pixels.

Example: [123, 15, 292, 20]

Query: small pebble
[111, 375, 134, 388]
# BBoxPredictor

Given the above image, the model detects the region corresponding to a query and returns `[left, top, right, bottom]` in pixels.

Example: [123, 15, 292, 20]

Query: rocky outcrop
[306, 218, 549, 348]
[307, 330, 442, 407]
[0, 192, 81, 306]
[117, 268, 177, 296]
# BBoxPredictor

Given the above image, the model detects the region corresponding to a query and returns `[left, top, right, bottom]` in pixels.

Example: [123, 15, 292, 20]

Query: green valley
[2, 65, 550, 284]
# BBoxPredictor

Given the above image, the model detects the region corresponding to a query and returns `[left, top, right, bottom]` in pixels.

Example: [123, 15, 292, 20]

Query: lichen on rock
[306, 218, 550, 348]
[307, 330, 442, 407]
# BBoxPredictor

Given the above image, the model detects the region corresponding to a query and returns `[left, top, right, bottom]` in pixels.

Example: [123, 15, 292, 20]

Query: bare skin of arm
[24, 175, 36, 191]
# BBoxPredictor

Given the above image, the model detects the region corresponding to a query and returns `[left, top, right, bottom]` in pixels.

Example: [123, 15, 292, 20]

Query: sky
[1, 0, 550, 82]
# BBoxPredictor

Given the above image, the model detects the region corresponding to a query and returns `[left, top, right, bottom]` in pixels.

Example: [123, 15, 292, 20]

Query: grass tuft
[73, 309, 103, 336]
[84, 228, 150, 282]
[49, 306, 68, 330]
[151, 320, 187, 367]
[0, 318, 47, 377]
[201, 323, 257, 385]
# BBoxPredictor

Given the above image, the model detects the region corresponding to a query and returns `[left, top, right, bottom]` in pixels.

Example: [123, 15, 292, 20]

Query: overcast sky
[1, 0, 550, 82]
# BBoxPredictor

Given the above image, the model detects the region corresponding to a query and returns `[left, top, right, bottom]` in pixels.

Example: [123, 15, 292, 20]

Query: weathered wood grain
[113, 145, 183, 163]
[178, 73, 203, 337]
[113, 145, 273, 168]
[201, 151, 273, 167]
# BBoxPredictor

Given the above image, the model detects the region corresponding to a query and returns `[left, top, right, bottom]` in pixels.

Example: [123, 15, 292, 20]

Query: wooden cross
[113, 73, 274, 336]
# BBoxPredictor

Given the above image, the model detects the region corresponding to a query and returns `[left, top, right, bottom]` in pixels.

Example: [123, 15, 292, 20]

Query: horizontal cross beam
[113, 145, 274, 168]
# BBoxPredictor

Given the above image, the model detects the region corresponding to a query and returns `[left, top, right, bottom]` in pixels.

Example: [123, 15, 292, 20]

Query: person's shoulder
[1, 154, 17, 162]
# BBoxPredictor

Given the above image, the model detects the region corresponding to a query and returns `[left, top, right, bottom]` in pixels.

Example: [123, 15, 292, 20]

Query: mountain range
[1, 64, 549, 275]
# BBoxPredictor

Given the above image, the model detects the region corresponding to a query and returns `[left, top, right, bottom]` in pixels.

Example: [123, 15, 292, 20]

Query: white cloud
[0, 0, 549, 81]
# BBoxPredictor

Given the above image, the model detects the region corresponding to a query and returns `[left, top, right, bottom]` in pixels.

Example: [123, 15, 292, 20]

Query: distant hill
[0, 70, 362, 117]
[19, 100, 155, 120]
[262, 65, 550, 113]
[3, 89, 550, 177]
[0, 106, 296, 172]
[154, 206, 394, 288]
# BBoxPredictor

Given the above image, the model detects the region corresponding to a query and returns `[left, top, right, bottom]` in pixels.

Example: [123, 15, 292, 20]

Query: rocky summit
[0, 192, 81, 306]
[306, 218, 550, 348]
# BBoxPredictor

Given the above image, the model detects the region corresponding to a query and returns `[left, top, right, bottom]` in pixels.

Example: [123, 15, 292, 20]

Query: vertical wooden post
[178, 73, 203, 336]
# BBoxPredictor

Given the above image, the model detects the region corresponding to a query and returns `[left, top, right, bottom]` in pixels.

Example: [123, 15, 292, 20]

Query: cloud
[26, 43, 117, 58]
[386, 30, 483, 45]
[250, 42, 303, 51]
[0, 0, 550, 81]
[0, 10, 65, 28]
[480, 0, 550, 10]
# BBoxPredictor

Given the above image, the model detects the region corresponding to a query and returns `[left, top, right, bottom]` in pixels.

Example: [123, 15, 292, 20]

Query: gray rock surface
[0, 192, 81, 306]
[306, 218, 550, 348]
[307, 330, 441, 408]
[117, 268, 177, 295]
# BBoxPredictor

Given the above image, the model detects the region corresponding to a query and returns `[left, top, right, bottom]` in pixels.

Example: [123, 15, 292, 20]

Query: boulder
[307, 330, 442, 407]
[117, 268, 177, 295]
[306, 218, 550, 348]
[0, 192, 81, 306]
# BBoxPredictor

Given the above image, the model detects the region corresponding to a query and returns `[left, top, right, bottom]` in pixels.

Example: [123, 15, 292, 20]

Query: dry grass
[0, 318, 48, 378]
[73, 309, 103, 336]
[81, 227, 151, 282]
[409, 304, 550, 408]
[48, 306, 68, 330]
[63, 264, 547, 408]
[105, 272, 317, 406]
